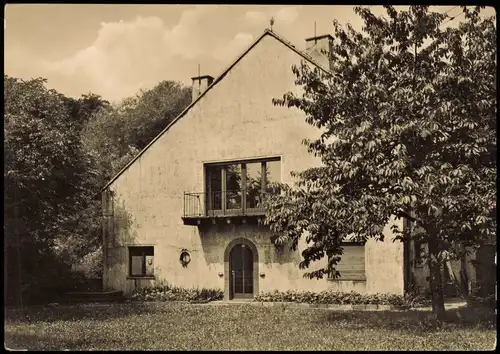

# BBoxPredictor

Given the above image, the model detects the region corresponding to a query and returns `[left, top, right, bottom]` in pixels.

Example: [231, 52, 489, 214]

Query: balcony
[182, 190, 272, 226]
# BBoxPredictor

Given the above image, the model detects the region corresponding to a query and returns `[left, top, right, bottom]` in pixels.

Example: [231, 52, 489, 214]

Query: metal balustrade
[183, 190, 273, 218]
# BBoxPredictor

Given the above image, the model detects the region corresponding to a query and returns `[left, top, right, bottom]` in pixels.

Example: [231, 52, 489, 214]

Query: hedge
[254, 289, 432, 307]
[130, 284, 224, 303]
[130, 285, 432, 308]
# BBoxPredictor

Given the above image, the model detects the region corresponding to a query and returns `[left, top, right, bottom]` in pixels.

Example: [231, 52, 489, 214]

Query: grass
[4, 302, 497, 350]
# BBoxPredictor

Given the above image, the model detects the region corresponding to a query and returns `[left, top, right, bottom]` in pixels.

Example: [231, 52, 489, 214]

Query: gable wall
[103, 35, 404, 295]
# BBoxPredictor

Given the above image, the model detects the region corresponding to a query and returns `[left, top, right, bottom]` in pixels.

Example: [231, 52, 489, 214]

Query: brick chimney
[305, 34, 334, 71]
[191, 75, 214, 102]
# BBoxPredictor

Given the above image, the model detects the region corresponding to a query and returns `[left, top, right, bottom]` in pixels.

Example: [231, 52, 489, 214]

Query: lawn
[4, 302, 497, 350]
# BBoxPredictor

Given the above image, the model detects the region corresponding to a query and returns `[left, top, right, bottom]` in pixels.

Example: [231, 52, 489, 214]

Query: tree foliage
[4, 76, 98, 246]
[4, 75, 102, 304]
[81, 80, 191, 184]
[4, 74, 191, 305]
[265, 6, 496, 320]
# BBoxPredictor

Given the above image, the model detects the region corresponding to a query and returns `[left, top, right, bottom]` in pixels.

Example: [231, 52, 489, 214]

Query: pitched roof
[101, 29, 331, 191]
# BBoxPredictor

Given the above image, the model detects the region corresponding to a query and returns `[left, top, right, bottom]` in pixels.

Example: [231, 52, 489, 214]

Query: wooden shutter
[335, 245, 366, 280]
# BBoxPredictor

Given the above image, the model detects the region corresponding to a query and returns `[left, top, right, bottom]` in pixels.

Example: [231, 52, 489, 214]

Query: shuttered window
[328, 244, 366, 281]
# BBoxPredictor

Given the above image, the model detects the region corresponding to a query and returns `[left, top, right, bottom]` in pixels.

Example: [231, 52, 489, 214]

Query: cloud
[244, 10, 267, 24]
[5, 43, 47, 80]
[212, 32, 254, 62]
[9, 5, 305, 102]
[41, 16, 171, 99]
[243, 6, 300, 28]
[41, 9, 225, 101]
[162, 6, 221, 60]
[275, 7, 299, 24]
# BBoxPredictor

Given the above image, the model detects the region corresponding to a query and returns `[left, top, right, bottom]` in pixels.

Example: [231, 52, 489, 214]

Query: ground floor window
[328, 243, 366, 281]
[129, 246, 154, 277]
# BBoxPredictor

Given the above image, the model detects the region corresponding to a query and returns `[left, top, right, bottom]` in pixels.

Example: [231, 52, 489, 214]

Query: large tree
[4, 76, 100, 304]
[265, 6, 496, 320]
[4, 74, 191, 304]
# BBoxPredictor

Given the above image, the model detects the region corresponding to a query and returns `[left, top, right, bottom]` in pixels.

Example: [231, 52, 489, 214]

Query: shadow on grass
[321, 305, 496, 332]
[6, 301, 496, 332]
[4, 302, 497, 351]
[5, 331, 93, 351]
[4, 302, 166, 325]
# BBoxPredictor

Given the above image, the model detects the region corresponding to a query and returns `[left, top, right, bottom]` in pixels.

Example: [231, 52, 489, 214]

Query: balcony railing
[183, 190, 273, 218]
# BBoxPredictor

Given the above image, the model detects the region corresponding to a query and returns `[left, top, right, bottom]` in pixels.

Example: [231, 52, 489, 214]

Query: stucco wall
[103, 34, 405, 296]
[408, 239, 477, 294]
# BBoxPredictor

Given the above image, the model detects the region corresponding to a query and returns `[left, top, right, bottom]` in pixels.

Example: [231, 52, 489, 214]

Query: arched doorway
[224, 238, 259, 300]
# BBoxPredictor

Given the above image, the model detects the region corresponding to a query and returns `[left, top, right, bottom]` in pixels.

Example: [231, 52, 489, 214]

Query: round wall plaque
[180, 250, 191, 267]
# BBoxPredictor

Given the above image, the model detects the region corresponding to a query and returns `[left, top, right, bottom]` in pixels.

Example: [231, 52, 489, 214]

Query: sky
[5, 5, 496, 103]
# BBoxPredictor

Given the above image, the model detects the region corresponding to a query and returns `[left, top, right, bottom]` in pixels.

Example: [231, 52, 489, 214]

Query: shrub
[403, 287, 432, 308]
[130, 283, 224, 303]
[72, 247, 103, 280]
[254, 289, 429, 307]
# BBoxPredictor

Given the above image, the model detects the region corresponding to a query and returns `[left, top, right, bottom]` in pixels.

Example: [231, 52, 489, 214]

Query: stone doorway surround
[223, 238, 259, 301]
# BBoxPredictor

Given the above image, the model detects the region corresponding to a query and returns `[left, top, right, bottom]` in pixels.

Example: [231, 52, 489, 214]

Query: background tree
[63, 93, 110, 130]
[55, 93, 110, 272]
[70, 81, 190, 279]
[265, 6, 496, 321]
[4, 74, 191, 305]
[126, 80, 191, 149]
[4, 75, 100, 304]
[81, 80, 191, 183]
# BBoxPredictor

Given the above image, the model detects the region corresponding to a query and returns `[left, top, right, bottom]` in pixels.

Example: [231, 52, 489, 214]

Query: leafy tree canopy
[265, 6, 496, 319]
[4, 76, 98, 245]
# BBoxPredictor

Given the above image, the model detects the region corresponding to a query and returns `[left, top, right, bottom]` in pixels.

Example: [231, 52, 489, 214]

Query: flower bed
[130, 284, 223, 303]
[254, 290, 431, 308]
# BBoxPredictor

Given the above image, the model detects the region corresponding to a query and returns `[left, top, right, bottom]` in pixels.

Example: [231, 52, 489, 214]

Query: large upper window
[205, 157, 281, 214]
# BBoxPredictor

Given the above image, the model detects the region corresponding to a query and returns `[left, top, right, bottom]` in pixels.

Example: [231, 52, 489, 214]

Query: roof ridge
[265, 29, 331, 73]
[101, 29, 330, 191]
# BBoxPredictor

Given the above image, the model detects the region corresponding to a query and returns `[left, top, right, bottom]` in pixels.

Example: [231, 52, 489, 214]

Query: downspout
[101, 189, 113, 292]
[403, 217, 410, 294]
[101, 190, 108, 292]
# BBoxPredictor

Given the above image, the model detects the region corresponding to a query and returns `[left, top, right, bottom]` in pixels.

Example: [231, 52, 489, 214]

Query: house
[101, 29, 493, 300]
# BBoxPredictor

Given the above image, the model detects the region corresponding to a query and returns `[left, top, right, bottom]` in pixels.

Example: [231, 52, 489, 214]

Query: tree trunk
[459, 244, 470, 298]
[4, 236, 9, 306]
[427, 238, 447, 321]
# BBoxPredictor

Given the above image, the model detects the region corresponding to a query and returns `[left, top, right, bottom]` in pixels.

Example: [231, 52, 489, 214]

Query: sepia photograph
[4, 4, 497, 351]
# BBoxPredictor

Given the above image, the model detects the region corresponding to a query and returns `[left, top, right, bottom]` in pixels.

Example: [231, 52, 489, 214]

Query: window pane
[246, 162, 262, 208]
[129, 247, 142, 257]
[131, 255, 143, 276]
[145, 255, 154, 276]
[265, 160, 281, 194]
[129, 247, 154, 277]
[226, 164, 242, 209]
[206, 165, 223, 210]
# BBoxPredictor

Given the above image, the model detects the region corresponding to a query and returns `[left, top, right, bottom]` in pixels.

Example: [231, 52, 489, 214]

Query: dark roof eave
[305, 34, 334, 42]
[191, 75, 215, 81]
